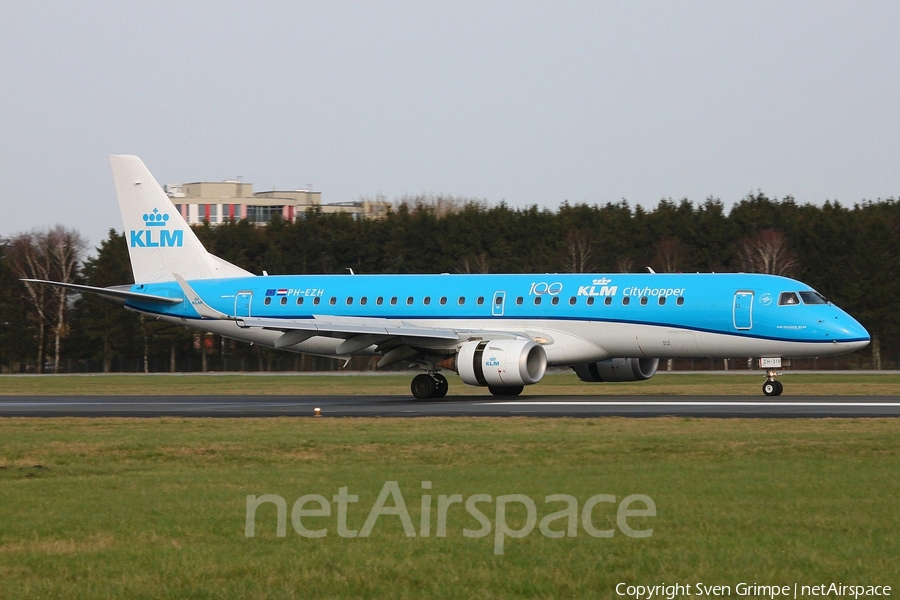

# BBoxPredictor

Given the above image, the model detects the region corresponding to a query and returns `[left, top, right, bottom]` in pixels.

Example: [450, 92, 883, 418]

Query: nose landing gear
[762, 370, 784, 396]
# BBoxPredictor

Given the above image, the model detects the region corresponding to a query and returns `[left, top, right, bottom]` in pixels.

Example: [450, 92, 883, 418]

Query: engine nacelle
[573, 358, 659, 382]
[456, 339, 547, 387]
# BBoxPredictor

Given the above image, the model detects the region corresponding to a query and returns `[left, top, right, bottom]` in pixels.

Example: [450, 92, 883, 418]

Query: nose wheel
[762, 370, 783, 396]
[411, 373, 449, 399]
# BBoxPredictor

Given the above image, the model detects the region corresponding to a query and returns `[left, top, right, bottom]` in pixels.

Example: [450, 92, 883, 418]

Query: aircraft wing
[235, 315, 461, 348]
[234, 315, 531, 366]
[171, 276, 529, 352]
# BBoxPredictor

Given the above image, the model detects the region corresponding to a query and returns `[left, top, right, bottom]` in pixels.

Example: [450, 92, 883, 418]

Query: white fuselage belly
[148, 312, 858, 365]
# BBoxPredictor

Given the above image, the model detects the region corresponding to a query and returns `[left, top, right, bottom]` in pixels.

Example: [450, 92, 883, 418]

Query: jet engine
[573, 358, 659, 382]
[456, 339, 547, 387]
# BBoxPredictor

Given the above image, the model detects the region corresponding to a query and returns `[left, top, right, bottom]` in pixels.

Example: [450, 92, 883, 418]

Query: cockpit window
[778, 292, 800, 306]
[799, 291, 829, 305]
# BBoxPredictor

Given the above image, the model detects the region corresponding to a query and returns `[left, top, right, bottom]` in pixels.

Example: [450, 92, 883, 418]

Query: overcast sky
[2, 1, 899, 249]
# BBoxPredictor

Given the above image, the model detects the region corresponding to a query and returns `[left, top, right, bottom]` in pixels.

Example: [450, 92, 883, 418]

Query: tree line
[1, 192, 897, 373]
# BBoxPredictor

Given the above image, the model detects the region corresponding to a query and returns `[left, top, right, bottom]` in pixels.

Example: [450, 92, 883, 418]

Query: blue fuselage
[126, 272, 870, 364]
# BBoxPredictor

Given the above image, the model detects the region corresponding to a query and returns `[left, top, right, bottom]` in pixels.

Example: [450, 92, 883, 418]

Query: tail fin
[110, 155, 253, 283]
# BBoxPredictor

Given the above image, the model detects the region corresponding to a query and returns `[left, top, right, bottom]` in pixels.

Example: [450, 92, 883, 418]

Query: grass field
[1, 417, 898, 598]
[1, 374, 898, 597]
[2, 370, 900, 396]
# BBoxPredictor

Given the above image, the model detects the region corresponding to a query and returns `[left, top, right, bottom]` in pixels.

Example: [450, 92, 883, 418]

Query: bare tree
[562, 229, 593, 273]
[653, 236, 683, 273]
[7, 233, 52, 372]
[736, 229, 799, 276]
[397, 194, 488, 218]
[616, 256, 635, 273]
[46, 227, 86, 372]
[7, 226, 86, 373]
[458, 252, 491, 274]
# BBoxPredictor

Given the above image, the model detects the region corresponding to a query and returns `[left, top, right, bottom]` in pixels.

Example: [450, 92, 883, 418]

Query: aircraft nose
[829, 313, 870, 350]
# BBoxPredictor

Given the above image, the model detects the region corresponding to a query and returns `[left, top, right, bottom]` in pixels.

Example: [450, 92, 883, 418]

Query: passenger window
[477, 297, 485, 305]
[659, 297, 666, 306]
[423, 297, 431, 305]
[360, 297, 367, 306]
[329, 297, 337, 305]
[516, 297, 523, 305]
[346, 297, 353, 305]
[376, 297, 383, 305]
[296, 297, 304, 305]
[390, 297, 398, 306]
[676, 297, 684, 306]
[264, 297, 271, 305]
[551, 297, 559, 305]
[569, 297, 576, 305]
[458, 297, 466, 305]
[406, 297, 414, 305]
[587, 297, 594, 306]
[280, 297, 287, 305]
[604, 297, 612, 306]
[440, 297, 447, 305]
[640, 297, 648, 306]
[622, 297, 630, 306]
[534, 297, 542, 305]
[778, 292, 800, 306]
[313, 297, 321, 306]
[495, 296, 503, 305]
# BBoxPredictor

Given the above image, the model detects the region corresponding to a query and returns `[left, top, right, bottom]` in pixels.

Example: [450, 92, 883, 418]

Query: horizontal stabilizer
[20, 279, 183, 304]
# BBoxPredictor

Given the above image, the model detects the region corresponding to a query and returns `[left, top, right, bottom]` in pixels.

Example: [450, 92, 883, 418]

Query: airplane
[25, 155, 870, 398]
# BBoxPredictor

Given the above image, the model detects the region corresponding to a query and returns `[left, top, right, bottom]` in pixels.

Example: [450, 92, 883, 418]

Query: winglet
[173, 274, 231, 319]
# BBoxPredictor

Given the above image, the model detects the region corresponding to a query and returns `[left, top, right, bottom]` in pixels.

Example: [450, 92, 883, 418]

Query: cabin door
[235, 292, 252, 317]
[733, 291, 753, 330]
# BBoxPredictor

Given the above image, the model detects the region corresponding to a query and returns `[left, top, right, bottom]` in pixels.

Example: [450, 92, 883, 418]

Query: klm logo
[577, 278, 618, 297]
[130, 208, 184, 248]
[485, 356, 501, 367]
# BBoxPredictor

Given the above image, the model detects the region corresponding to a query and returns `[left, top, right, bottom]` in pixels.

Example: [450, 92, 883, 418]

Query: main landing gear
[409, 373, 525, 399]
[411, 373, 448, 400]
[762, 370, 784, 396]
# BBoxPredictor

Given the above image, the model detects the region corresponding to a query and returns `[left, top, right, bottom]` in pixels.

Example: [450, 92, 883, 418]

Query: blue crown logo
[130, 207, 183, 248]
[143, 208, 170, 227]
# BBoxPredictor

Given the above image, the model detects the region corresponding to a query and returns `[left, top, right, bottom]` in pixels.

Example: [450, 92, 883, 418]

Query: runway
[1, 394, 900, 418]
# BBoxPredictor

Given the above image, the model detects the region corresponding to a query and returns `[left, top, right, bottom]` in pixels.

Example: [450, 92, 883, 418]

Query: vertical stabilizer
[110, 155, 253, 283]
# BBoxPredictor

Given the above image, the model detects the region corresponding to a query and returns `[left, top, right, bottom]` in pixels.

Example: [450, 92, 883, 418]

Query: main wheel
[773, 380, 784, 396]
[411, 374, 437, 399]
[488, 385, 524, 397]
[433, 373, 449, 398]
[762, 380, 778, 396]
